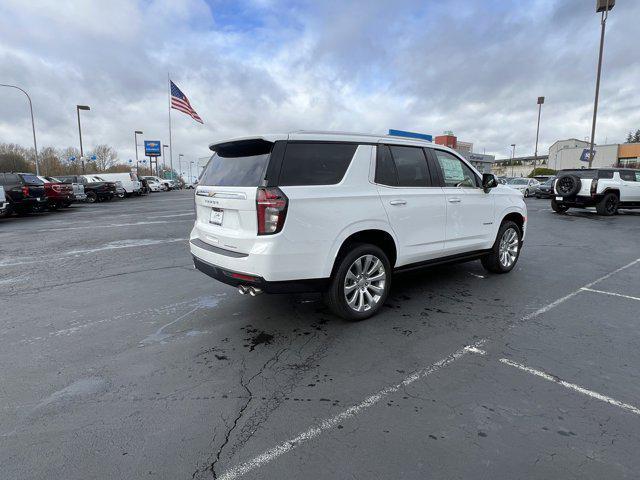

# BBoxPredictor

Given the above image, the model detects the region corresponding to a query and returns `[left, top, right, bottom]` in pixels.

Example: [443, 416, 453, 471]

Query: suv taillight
[590, 179, 598, 196]
[52, 184, 62, 192]
[21, 185, 29, 196]
[256, 187, 288, 235]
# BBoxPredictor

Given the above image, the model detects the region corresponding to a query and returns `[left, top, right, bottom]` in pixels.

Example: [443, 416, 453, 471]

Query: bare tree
[90, 144, 118, 171]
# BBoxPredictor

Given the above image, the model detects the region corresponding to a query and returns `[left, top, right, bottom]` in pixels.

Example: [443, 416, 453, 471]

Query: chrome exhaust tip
[238, 285, 248, 295]
[248, 287, 262, 296]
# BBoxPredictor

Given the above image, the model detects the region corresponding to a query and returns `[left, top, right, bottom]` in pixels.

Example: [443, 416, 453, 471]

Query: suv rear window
[278, 143, 357, 186]
[201, 140, 272, 187]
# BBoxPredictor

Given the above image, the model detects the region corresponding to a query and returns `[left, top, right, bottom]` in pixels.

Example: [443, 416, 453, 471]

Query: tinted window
[389, 146, 430, 187]
[597, 170, 613, 179]
[433, 150, 479, 187]
[201, 141, 272, 187]
[375, 145, 398, 186]
[620, 170, 636, 181]
[279, 143, 357, 186]
[20, 174, 43, 185]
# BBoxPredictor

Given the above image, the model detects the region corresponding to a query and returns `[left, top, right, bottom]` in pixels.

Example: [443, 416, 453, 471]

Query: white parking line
[521, 257, 640, 321]
[581, 287, 640, 302]
[217, 339, 487, 480]
[499, 358, 640, 416]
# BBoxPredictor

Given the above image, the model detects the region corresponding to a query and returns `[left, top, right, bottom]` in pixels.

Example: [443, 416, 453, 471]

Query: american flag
[170, 80, 203, 124]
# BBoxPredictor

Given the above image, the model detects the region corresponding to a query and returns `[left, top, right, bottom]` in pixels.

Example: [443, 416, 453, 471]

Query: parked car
[534, 176, 556, 199]
[552, 168, 640, 215]
[91, 173, 141, 196]
[506, 177, 539, 197]
[146, 179, 163, 192]
[57, 175, 117, 203]
[189, 132, 527, 320]
[0, 185, 9, 218]
[143, 176, 170, 191]
[38, 176, 74, 210]
[0, 172, 47, 215]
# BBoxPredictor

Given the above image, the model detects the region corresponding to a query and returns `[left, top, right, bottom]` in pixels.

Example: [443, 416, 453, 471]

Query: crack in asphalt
[202, 349, 286, 479]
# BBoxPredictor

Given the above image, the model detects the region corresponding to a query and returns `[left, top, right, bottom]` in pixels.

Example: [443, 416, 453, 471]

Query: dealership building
[548, 139, 640, 170]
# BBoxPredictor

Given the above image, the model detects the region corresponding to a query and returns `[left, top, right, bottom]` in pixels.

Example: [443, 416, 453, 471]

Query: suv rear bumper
[192, 256, 328, 293]
[554, 194, 602, 207]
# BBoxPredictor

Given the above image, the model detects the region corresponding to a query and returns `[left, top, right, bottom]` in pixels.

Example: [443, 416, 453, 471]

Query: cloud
[1, 0, 638, 168]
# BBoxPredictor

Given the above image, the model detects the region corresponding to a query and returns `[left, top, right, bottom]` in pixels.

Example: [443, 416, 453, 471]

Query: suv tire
[551, 198, 569, 213]
[325, 243, 391, 321]
[596, 192, 619, 216]
[481, 220, 522, 274]
[555, 174, 581, 197]
[86, 191, 97, 203]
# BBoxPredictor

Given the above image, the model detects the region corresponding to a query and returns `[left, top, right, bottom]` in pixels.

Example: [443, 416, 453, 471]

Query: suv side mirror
[482, 173, 498, 192]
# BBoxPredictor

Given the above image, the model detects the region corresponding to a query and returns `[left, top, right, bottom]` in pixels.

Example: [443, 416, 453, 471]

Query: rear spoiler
[209, 138, 274, 157]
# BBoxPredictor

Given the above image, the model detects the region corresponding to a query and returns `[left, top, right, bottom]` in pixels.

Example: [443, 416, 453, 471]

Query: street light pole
[588, 0, 615, 168]
[510, 144, 516, 177]
[189, 161, 194, 184]
[162, 144, 168, 173]
[178, 154, 184, 184]
[134, 130, 143, 174]
[1, 84, 40, 175]
[76, 105, 90, 173]
[534, 96, 545, 170]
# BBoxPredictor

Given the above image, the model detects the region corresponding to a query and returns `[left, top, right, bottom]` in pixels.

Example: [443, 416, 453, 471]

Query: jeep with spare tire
[552, 168, 640, 216]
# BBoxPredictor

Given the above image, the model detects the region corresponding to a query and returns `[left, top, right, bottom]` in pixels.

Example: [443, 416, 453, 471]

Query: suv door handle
[448, 197, 462, 203]
[389, 199, 407, 206]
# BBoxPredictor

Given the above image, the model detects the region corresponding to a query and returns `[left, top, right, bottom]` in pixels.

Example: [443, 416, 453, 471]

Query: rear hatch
[194, 139, 274, 254]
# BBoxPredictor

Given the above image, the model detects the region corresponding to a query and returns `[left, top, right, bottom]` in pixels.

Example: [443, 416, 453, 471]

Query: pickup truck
[39, 176, 74, 210]
[0, 172, 47, 214]
[57, 175, 117, 203]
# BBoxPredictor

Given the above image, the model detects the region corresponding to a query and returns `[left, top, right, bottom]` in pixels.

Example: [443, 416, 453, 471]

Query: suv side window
[620, 170, 637, 181]
[433, 150, 479, 188]
[375, 145, 432, 187]
[389, 146, 431, 187]
[3, 174, 19, 185]
[278, 142, 357, 186]
[375, 145, 398, 186]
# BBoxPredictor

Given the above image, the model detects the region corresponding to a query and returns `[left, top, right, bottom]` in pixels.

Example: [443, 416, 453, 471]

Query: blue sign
[69, 156, 76, 161]
[90, 154, 97, 161]
[388, 129, 432, 142]
[144, 140, 161, 157]
[580, 148, 593, 162]
[128, 159, 133, 164]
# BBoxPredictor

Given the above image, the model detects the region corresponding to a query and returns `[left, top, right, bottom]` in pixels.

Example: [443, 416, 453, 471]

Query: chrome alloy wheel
[344, 254, 386, 312]
[498, 227, 519, 268]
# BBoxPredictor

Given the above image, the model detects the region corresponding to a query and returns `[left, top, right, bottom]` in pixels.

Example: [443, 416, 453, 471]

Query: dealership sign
[580, 148, 594, 162]
[144, 140, 161, 157]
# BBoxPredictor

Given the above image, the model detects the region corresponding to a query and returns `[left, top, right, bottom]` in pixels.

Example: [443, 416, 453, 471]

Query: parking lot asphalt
[1, 191, 640, 480]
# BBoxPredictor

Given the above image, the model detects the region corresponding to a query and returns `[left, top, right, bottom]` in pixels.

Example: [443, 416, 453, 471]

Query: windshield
[507, 178, 528, 185]
[201, 140, 272, 187]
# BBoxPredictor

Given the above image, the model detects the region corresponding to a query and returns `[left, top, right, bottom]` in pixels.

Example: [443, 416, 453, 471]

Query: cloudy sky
[1, 0, 638, 168]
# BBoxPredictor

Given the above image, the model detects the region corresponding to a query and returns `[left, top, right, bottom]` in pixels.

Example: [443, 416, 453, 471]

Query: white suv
[190, 132, 527, 320]
[552, 168, 640, 215]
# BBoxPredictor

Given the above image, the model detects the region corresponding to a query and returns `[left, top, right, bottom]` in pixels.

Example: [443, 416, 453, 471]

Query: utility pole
[534, 96, 544, 169]
[588, 0, 615, 168]
[510, 144, 516, 177]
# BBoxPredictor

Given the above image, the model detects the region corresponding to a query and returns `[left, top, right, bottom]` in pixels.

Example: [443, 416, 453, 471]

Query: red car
[40, 176, 74, 210]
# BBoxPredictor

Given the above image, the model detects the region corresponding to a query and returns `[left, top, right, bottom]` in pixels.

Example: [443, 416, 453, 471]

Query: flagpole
[167, 73, 174, 178]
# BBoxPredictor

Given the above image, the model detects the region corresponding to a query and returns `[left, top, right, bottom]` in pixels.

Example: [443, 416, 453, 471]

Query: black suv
[0, 172, 47, 215]
[57, 175, 117, 203]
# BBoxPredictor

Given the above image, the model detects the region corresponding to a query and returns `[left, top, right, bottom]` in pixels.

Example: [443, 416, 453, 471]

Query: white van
[88, 173, 141, 196]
